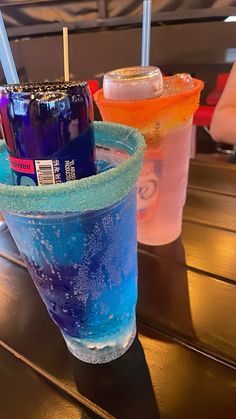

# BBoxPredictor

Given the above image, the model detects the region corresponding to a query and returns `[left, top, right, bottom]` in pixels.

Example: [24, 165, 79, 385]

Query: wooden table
[0, 158, 236, 419]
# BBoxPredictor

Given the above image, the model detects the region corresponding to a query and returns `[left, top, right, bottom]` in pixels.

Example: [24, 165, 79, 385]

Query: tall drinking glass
[0, 122, 145, 363]
[95, 67, 203, 245]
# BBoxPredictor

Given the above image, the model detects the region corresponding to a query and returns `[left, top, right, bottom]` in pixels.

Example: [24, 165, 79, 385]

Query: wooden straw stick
[63, 27, 70, 82]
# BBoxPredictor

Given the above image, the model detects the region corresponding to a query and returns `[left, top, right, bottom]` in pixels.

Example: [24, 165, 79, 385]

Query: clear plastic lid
[103, 66, 163, 100]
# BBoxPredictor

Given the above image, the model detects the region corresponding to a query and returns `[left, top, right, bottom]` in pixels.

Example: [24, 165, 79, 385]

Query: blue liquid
[3, 150, 137, 362]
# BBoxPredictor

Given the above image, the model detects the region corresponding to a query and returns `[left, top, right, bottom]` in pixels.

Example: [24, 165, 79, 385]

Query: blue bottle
[0, 81, 96, 186]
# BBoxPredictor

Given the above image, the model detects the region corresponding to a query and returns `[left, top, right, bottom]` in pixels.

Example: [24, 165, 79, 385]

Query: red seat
[87, 79, 100, 96]
[193, 73, 229, 128]
[193, 105, 215, 127]
[191, 73, 229, 157]
[206, 73, 229, 106]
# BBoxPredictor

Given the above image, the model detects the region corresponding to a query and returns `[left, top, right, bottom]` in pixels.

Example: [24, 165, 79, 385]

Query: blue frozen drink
[1, 123, 145, 363]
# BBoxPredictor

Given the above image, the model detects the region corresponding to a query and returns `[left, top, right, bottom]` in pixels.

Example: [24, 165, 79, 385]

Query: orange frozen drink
[95, 67, 203, 245]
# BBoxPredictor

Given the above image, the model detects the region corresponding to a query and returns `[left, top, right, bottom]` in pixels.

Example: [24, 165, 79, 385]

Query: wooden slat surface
[0, 228, 235, 374]
[75, 324, 236, 419]
[0, 345, 98, 419]
[1, 158, 236, 417]
[139, 324, 236, 419]
[184, 188, 236, 231]
[137, 249, 236, 364]
[0, 251, 235, 419]
[140, 221, 236, 282]
[182, 222, 236, 281]
[188, 160, 236, 195]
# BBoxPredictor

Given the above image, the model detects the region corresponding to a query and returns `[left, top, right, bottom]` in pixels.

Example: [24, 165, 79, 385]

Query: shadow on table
[138, 236, 196, 341]
[73, 336, 160, 419]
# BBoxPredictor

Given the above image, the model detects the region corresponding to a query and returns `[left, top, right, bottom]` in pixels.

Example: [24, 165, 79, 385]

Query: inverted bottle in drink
[94, 67, 203, 245]
[0, 122, 145, 363]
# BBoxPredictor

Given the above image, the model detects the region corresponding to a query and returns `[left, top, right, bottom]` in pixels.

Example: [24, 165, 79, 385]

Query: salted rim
[0, 121, 146, 213]
[95, 76, 204, 105]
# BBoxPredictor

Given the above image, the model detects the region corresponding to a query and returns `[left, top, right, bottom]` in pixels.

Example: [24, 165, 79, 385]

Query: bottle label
[9, 155, 78, 186]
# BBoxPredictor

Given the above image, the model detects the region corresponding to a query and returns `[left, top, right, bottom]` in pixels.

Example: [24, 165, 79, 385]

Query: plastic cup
[94, 68, 203, 245]
[0, 122, 145, 363]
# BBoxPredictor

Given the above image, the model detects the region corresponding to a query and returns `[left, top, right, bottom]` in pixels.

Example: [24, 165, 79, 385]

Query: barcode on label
[35, 160, 55, 186]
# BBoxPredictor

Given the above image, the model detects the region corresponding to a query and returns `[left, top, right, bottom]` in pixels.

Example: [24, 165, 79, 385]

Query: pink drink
[137, 120, 192, 245]
[94, 67, 203, 245]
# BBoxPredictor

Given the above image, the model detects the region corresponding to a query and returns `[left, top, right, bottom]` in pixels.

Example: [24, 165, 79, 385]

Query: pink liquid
[137, 120, 192, 245]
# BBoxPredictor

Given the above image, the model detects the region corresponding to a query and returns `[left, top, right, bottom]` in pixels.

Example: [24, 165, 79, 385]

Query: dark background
[0, 1, 235, 103]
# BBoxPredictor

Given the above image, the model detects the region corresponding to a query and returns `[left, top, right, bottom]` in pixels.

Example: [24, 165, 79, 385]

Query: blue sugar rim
[0, 121, 145, 212]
